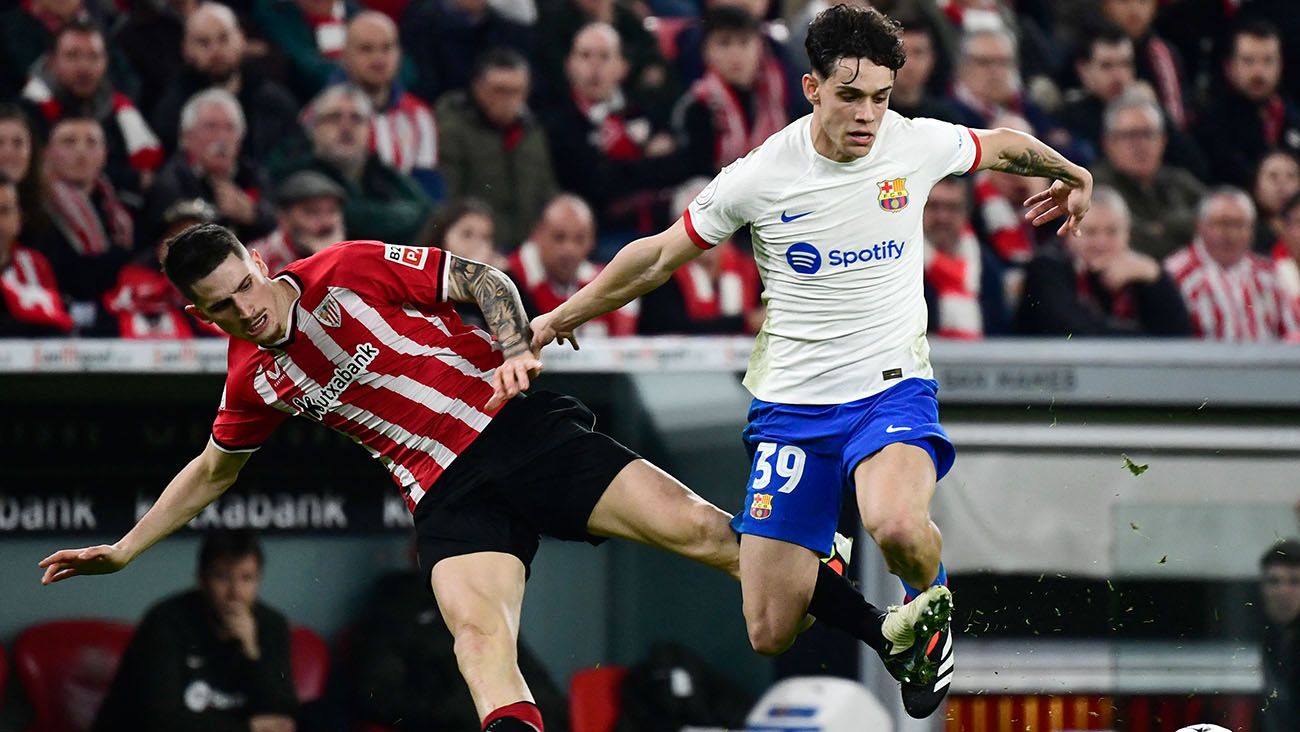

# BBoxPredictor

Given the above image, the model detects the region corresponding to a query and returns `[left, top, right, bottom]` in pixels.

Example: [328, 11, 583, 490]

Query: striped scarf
[689, 61, 787, 170]
[46, 177, 133, 256]
[924, 225, 984, 340]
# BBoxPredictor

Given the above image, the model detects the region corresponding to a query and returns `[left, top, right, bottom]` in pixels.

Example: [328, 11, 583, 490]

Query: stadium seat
[569, 666, 628, 732]
[290, 625, 330, 702]
[13, 620, 134, 732]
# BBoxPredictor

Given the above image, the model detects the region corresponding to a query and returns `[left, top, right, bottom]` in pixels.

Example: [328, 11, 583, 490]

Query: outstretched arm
[39, 441, 249, 584]
[443, 253, 542, 408]
[531, 217, 704, 350]
[973, 127, 1094, 237]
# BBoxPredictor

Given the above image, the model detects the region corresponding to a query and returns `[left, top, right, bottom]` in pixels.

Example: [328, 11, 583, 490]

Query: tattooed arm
[973, 127, 1094, 236]
[443, 254, 541, 405]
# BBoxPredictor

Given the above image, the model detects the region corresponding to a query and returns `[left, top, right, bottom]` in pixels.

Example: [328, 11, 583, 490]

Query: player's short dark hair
[1230, 18, 1281, 55]
[162, 223, 248, 301]
[430, 197, 495, 249]
[472, 47, 530, 83]
[805, 4, 905, 80]
[199, 529, 264, 576]
[702, 5, 760, 43]
[53, 17, 104, 46]
[1261, 539, 1300, 571]
[1073, 20, 1130, 65]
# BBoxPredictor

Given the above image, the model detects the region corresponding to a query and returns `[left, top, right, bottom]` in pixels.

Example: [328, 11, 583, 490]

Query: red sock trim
[483, 701, 544, 732]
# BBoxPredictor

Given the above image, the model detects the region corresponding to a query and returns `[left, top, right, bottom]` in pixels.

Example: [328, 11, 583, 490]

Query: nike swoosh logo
[885, 425, 912, 433]
[780, 210, 813, 223]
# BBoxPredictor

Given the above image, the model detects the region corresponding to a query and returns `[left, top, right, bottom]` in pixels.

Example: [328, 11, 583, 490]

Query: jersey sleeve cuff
[964, 127, 982, 175]
[210, 435, 262, 454]
[682, 208, 716, 250]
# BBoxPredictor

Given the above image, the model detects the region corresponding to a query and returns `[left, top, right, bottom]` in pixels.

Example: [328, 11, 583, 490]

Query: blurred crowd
[0, 0, 1298, 341]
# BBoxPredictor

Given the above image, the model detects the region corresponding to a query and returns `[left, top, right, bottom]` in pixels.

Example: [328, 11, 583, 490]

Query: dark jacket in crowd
[150, 66, 301, 162]
[143, 154, 278, 247]
[400, 0, 532, 104]
[1195, 88, 1300, 189]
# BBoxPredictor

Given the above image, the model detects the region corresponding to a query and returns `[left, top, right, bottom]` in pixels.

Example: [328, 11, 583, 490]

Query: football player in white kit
[526, 4, 1092, 717]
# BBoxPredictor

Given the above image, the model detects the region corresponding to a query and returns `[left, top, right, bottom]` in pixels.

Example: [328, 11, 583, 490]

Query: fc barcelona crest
[877, 177, 909, 212]
[313, 294, 343, 328]
[750, 493, 773, 521]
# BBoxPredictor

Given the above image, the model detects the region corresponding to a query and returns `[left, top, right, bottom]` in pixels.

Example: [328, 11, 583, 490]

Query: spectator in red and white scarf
[1016, 186, 1190, 337]
[672, 6, 787, 177]
[922, 176, 1010, 340]
[971, 111, 1042, 268]
[1194, 20, 1300, 189]
[1102, 0, 1188, 132]
[37, 116, 134, 333]
[1166, 187, 1300, 342]
[0, 174, 73, 336]
[338, 11, 443, 200]
[22, 20, 163, 198]
[507, 193, 637, 337]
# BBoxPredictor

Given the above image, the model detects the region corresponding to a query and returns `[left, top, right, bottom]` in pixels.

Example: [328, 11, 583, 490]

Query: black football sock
[807, 560, 887, 653]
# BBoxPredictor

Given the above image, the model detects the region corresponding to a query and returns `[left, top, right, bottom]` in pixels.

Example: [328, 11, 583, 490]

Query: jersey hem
[209, 435, 261, 454]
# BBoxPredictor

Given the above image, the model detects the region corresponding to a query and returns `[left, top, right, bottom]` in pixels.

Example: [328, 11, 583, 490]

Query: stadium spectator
[22, 20, 164, 198]
[1257, 538, 1300, 732]
[248, 170, 347, 273]
[400, 0, 532, 104]
[92, 530, 298, 732]
[144, 89, 277, 248]
[103, 198, 226, 338]
[543, 22, 686, 242]
[1272, 193, 1300, 309]
[1091, 91, 1204, 261]
[672, 7, 786, 178]
[427, 196, 503, 329]
[1057, 21, 1135, 162]
[946, 25, 1066, 151]
[39, 116, 134, 333]
[536, 0, 675, 115]
[922, 176, 1009, 339]
[270, 84, 433, 243]
[0, 174, 73, 336]
[1016, 186, 1190, 336]
[252, 0, 358, 101]
[111, 0, 195, 115]
[0, 0, 137, 100]
[437, 49, 557, 251]
[507, 194, 637, 336]
[1165, 187, 1300, 341]
[971, 111, 1042, 269]
[1101, 0, 1188, 131]
[338, 11, 443, 199]
[1194, 20, 1300, 190]
[1251, 150, 1300, 253]
[0, 104, 50, 242]
[151, 3, 300, 161]
[889, 10, 960, 124]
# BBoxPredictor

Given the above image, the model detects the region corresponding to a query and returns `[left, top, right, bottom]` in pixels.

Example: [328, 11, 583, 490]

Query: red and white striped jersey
[370, 92, 438, 175]
[1165, 240, 1300, 341]
[211, 241, 504, 511]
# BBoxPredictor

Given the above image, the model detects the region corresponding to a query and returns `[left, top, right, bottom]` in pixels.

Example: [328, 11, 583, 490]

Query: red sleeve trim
[965, 127, 982, 175]
[682, 208, 715, 250]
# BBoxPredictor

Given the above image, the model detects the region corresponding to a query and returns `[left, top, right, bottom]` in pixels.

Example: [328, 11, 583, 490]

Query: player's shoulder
[711, 118, 815, 202]
[886, 111, 967, 147]
[287, 240, 439, 286]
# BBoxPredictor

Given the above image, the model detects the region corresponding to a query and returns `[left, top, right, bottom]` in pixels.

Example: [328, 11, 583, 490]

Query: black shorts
[413, 391, 640, 580]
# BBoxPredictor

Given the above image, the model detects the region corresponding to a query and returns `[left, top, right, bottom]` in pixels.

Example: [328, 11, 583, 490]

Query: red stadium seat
[13, 620, 134, 732]
[290, 625, 330, 702]
[569, 666, 628, 732]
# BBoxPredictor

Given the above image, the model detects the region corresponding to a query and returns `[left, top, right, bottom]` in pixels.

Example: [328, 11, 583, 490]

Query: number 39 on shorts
[751, 443, 806, 493]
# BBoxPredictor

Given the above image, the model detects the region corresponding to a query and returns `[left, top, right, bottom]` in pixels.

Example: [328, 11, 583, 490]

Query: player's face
[1262, 565, 1300, 625]
[0, 119, 32, 182]
[1078, 41, 1134, 102]
[187, 250, 288, 344]
[1254, 152, 1300, 216]
[1070, 202, 1127, 270]
[1197, 195, 1254, 268]
[199, 555, 262, 614]
[805, 57, 892, 162]
[1227, 35, 1281, 102]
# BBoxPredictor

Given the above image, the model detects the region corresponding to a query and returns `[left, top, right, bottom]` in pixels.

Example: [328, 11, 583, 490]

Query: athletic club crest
[312, 294, 343, 328]
[750, 493, 773, 521]
[877, 178, 909, 212]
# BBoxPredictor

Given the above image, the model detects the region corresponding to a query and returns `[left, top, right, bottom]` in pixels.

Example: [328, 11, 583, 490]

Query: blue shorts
[729, 378, 955, 556]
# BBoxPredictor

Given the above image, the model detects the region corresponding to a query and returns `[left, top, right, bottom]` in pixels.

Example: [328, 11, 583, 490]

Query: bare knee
[746, 615, 796, 656]
[866, 513, 930, 556]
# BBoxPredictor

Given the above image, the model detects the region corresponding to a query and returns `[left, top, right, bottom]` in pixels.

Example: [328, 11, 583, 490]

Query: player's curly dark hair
[805, 4, 906, 80]
[162, 223, 248, 301]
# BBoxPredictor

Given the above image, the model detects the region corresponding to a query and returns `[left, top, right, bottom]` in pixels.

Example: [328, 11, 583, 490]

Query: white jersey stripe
[333, 288, 493, 381]
[366, 372, 492, 431]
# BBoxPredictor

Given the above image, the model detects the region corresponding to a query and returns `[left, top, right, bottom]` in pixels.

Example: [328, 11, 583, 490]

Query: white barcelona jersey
[684, 111, 981, 405]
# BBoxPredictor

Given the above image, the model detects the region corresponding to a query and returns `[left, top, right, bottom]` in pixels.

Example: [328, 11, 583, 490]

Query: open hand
[487, 352, 543, 410]
[1023, 175, 1093, 237]
[39, 544, 130, 585]
[530, 312, 579, 353]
